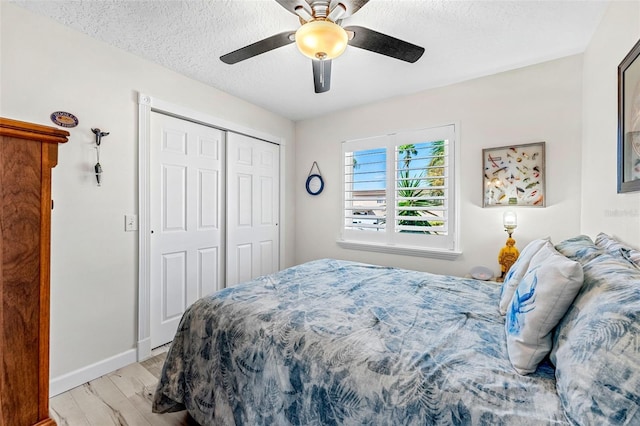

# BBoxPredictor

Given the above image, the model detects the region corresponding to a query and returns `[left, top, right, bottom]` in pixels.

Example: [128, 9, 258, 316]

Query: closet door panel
[226, 132, 280, 287]
[150, 112, 224, 348]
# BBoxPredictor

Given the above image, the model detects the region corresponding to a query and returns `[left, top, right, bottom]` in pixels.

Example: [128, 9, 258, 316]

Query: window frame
[338, 124, 461, 259]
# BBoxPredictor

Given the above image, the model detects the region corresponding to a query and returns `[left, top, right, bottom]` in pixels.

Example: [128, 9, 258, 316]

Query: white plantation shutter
[341, 125, 458, 255]
[394, 140, 448, 235]
[344, 147, 386, 232]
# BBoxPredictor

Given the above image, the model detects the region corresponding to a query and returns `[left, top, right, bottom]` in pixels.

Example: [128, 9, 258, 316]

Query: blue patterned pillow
[554, 234, 601, 263]
[551, 249, 640, 424]
[595, 232, 640, 267]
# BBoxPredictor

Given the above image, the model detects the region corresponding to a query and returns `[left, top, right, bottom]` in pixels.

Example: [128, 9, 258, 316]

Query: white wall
[295, 55, 584, 277]
[0, 3, 295, 385]
[580, 0, 640, 248]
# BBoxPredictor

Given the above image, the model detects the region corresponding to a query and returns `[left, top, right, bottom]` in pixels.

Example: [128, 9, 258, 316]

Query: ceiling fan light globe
[295, 20, 348, 60]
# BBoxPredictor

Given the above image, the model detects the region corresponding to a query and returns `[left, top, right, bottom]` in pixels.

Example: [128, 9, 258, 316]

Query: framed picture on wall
[618, 38, 640, 193]
[482, 142, 545, 207]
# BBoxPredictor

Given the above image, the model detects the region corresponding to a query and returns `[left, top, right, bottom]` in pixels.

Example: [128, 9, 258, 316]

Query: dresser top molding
[0, 117, 70, 144]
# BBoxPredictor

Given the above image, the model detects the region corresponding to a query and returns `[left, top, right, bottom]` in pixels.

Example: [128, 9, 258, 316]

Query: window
[340, 125, 459, 258]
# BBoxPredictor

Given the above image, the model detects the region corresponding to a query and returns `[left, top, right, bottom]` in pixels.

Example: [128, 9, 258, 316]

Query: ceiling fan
[220, 0, 425, 93]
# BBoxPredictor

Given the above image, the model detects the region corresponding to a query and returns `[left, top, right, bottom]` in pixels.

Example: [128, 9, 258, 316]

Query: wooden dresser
[0, 118, 68, 425]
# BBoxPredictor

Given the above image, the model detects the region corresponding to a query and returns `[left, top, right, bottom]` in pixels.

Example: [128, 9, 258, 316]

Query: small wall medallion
[50, 111, 79, 128]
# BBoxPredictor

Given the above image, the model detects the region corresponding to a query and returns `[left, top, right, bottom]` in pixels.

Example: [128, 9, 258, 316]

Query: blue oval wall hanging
[50, 111, 79, 128]
[306, 161, 324, 195]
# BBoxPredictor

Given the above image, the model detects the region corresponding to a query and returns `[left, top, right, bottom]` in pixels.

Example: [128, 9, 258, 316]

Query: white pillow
[595, 232, 640, 266]
[499, 238, 551, 315]
[505, 243, 584, 375]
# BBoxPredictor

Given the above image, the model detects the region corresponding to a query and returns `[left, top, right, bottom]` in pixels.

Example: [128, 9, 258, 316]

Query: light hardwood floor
[49, 346, 196, 426]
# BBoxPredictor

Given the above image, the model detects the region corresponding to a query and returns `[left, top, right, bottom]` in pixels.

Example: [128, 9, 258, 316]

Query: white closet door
[226, 132, 280, 287]
[150, 112, 224, 348]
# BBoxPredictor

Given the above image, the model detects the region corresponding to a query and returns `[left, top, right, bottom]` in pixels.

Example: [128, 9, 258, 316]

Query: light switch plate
[125, 214, 138, 231]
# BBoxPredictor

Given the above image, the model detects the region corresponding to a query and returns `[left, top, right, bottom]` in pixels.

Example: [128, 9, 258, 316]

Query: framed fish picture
[618, 38, 640, 193]
[482, 142, 545, 207]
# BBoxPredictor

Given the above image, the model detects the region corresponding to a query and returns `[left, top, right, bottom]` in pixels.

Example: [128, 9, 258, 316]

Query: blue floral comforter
[153, 259, 567, 425]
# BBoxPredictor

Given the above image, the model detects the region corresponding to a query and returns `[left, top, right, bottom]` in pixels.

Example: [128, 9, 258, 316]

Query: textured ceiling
[11, 0, 609, 121]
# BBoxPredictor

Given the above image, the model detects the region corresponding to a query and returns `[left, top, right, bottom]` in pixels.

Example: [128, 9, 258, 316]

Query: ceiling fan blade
[331, 0, 369, 18]
[344, 25, 425, 63]
[312, 60, 332, 93]
[220, 31, 295, 64]
[274, 0, 312, 17]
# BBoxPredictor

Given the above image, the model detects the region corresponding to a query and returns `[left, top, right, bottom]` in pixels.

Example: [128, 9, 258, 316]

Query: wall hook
[91, 128, 109, 186]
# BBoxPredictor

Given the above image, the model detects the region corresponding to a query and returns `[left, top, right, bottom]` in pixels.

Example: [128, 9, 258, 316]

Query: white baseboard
[49, 349, 137, 397]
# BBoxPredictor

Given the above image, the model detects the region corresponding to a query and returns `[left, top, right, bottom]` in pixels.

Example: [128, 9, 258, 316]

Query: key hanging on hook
[91, 128, 109, 186]
[94, 145, 103, 186]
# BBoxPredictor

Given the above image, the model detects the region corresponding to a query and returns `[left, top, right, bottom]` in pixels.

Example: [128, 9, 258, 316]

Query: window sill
[336, 239, 462, 260]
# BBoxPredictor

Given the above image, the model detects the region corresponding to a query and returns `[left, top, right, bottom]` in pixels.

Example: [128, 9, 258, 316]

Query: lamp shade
[503, 211, 517, 228]
[295, 20, 348, 60]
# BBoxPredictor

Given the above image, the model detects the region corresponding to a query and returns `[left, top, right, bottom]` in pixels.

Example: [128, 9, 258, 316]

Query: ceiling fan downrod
[295, 1, 346, 23]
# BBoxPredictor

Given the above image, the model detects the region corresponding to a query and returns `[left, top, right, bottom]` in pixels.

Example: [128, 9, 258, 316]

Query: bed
[153, 234, 640, 425]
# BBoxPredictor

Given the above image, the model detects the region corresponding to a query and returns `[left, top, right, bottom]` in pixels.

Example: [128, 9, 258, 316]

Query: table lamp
[498, 211, 520, 282]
